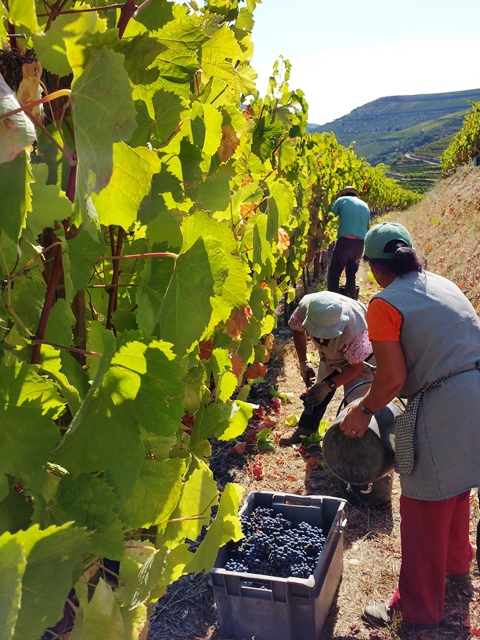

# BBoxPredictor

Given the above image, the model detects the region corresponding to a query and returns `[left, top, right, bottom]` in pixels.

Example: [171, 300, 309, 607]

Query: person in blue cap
[339, 221, 480, 631]
[279, 290, 374, 445]
[327, 186, 371, 299]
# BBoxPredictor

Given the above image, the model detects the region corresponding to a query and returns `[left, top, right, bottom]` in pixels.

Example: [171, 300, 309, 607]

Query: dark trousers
[327, 236, 364, 299]
[298, 388, 336, 432]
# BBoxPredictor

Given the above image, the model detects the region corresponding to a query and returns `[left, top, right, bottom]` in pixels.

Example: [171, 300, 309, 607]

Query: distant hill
[307, 89, 480, 192]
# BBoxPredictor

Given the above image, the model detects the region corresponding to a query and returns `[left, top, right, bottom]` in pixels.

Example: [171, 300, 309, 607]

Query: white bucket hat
[302, 292, 350, 339]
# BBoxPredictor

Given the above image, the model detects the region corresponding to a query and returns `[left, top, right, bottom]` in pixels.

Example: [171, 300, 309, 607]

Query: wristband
[358, 400, 374, 415]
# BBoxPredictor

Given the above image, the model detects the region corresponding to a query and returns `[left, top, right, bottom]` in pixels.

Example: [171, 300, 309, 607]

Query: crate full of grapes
[209, 492, 346, 640]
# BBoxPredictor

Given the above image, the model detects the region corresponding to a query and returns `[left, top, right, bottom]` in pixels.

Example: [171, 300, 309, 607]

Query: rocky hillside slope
[391, 165, 480, 312]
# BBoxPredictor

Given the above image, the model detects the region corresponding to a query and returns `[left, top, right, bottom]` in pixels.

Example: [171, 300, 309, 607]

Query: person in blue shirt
[327, 186, 370, 299]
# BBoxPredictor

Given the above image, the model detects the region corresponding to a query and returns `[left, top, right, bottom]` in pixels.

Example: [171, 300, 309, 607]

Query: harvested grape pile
[223, 506, 326, 579]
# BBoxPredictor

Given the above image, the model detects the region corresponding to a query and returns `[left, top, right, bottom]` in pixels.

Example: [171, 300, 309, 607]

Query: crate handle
[239, 579, 288, 603]
[271, 493, 318, 507]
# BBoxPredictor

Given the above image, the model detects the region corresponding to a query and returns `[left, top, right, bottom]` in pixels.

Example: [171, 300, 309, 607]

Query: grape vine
[0, 1, 419, 638]
[441, 101, 480, 175]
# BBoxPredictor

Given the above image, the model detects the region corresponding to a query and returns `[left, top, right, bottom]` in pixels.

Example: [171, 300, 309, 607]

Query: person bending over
[279, 291, 374, 445]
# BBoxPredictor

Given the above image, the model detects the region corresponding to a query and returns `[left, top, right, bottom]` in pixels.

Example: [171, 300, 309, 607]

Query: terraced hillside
[308, 89, 480, 193]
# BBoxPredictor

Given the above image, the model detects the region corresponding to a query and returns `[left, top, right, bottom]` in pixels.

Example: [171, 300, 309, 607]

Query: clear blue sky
[250, 0, 480, 125]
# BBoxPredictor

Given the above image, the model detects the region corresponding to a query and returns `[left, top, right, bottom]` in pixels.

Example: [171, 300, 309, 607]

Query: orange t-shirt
[367, 298, 403, 341]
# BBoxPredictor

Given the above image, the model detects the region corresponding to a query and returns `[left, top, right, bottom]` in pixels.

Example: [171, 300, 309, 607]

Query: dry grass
[148, 167, 480, 640]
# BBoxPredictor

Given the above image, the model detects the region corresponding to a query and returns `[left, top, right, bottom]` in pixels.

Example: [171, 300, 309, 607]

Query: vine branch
[30, 340, 102, 357]
[106, 226, 125, 331]
[99, 252, 178, 261]
[31, 243, 64, 365]
[0, 89, 72, 122]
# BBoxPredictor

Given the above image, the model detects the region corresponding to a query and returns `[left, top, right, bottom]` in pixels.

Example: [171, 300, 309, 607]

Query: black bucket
[322, 401, 402, 486]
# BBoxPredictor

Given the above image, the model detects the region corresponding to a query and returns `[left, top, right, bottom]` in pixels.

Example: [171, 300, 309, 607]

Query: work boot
[363, 602, 439, 631]
[279, 426, 316, 446]
[362, 602, 392, 627]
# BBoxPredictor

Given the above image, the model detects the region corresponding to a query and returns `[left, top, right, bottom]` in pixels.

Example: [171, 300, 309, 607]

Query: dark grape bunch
[224, 507, 326, 579]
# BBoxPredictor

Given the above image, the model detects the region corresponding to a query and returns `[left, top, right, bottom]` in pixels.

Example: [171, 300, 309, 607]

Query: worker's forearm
[329, 362, 364, 388]
[292, 329, 308, 363]
[359, 340, 407, 412]
[357, 374, 403, 413]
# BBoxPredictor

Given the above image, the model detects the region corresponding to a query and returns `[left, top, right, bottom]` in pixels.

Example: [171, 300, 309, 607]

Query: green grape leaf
[2, 277, 45, 343]
[91, 142, 161, 228]
[163, 468, 218, 545]
[43, 299, 75, 348]
[218, 400, 255, 441]
[0, 489, 34, 536]
[193, 172, 231, 212]
[183, 363, 207, 414]
[216, 370, 238, 403]
[118, 543, 175, 609]
[0, 475, 8, 504]
[180, 212, 251, 309]
[138, 169, 185, 246]
[133, 0, 174, 30]
[116, 32, 165, 86]
[39, 346, 89, 418]
[0, 361, 65, 418]
[119, 457, 186, 529]
[278, 137, 297, 170]
[252, 212, 270, 270]
[55, 338, 185, 473]
[32, 10, 107, 77]
[71, 578, 125, 640]
[0, 537, 25, 640]
[104, 441, 145, 505]
[151, 89, 185, 145]
[71, 47, 137, 199]
[66, 230, 102, 292]
[200, 25, 243, 87]
[120, 603, 148, 640]
[0, 151, 32, 243]
[26, 164, 72, 244]
[136, 256, 175, 336]
[54, 474, 125, 559]
[158, 238, 215, 355]
[0, 361, 64, 492]
[9, 523, 91, 640]
[209, 348, 238, 402]
[133, 12, 204, 106]
[192, 399, 253, 443]
[7, 0, 41, 34]
[252, 116, 285, 161]
[235, 61, 258, 97]
[266, 179, 294, 241]
[0, 4, 7, 40]
[85, 321, 114, 382]
[202, 103, 223, 156]
[0, 405, 61, 494]
[186, 483, 243, 574]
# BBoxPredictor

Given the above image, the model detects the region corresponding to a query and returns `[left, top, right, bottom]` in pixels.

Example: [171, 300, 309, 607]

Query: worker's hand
[306, 380, 332, 406]
[338, 402, 371, 438]
[299, 361, 316, 387]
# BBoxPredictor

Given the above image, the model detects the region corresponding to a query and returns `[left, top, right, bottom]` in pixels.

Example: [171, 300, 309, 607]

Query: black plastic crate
[210, 492, 346, 640]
